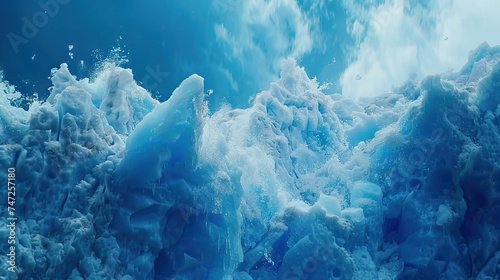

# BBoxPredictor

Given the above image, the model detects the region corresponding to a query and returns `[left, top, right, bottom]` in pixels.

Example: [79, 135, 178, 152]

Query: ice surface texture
[1, 43, 500, 279]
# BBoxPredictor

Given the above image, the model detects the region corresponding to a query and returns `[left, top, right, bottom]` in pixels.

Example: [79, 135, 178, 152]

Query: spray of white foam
[341, 0, 500, 99]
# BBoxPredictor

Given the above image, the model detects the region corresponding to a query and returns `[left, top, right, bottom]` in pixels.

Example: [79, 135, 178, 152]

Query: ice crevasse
[0, 42, 500, 279]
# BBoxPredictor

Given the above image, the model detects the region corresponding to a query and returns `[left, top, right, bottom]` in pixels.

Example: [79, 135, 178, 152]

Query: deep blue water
[0, 0, 349, 108]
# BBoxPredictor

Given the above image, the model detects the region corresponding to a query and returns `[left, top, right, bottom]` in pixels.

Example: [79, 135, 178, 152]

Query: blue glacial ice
[1, 42, 500, 279]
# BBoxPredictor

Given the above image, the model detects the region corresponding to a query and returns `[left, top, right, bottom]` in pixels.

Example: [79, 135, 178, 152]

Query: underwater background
[1, 0, 500, 279]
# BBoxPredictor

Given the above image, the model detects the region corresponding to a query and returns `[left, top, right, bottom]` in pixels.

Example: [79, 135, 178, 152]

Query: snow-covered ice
[1, 43, 500, 279]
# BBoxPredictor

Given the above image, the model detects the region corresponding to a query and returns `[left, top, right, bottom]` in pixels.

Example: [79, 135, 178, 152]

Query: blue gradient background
[0, 0, 348, 108]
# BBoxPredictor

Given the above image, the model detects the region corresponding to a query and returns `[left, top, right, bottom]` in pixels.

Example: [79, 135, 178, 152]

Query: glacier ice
[1, 43, 500, 279]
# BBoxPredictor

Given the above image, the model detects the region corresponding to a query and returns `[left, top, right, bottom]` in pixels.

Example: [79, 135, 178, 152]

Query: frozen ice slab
[0, 43, 499, 279]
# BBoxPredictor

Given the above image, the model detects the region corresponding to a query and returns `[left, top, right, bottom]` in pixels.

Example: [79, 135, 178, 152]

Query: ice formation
[1, 43, 500, 279]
